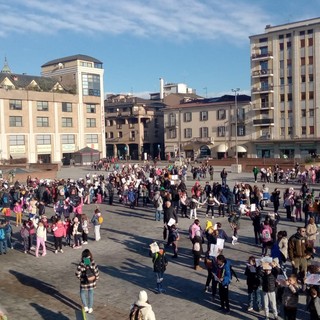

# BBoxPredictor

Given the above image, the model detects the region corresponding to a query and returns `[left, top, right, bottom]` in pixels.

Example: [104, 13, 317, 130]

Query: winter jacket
[75, 259, 99, 290]
[216, 260, 232, 286]
[261, 267, 279, 293]
[152, 250, 168, 273]
[163, 205, 178, 224]
[282, 283, 300, 308]
[245, 265, 261, 291]
[288, 232, 308, 260]
[306, 223, 318, 242]
[52, 221, 66, 238]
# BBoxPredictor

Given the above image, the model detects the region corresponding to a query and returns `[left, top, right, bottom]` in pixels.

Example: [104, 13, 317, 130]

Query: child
[307, 287, 320, 319]
[261, 260, 280, 320]
[81, 214, 90, 245]
[244, 256, 262, 311]
[20, 221, 29, 253]
[72, 216, 82, 248]
[13, 200, 23, 226]
[167, 224, 179, 258]
[4, 219, 13, 249]
[91, 209, 102, 242]
[152, 243, 168, 293]
[64, 218, 72, 246]
[52, 217, 66, 253]
[228, 211, 240, 245]
[281, 274, 300, 320]
[33, 218, 47, 257]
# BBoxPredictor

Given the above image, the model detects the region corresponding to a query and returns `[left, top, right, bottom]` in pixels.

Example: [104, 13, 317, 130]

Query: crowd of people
[0, 162, 320, 319]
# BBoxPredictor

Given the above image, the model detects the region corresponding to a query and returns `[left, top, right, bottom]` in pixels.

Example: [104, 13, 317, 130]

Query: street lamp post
[232, 88, 240, 167]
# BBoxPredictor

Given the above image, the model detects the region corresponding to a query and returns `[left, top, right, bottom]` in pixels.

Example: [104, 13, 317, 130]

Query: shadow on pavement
[30, 303, 70, 320]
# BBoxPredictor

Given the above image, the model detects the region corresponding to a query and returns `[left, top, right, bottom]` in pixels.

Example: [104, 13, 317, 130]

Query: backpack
[81, 265, 96, 284]
[98, 216, 104, 224]
[193, 242, 200, 251]
[261, 228, 271, 241]
[129, 304, 144, 320]
[153, 197, 160, 208]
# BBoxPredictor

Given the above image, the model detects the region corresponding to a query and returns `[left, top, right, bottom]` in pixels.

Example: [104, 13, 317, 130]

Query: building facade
[250, 17, 320, 159]
[104, 94, 165, 160]
[0, 54, 105, 164]
[163, 94, 252, 160]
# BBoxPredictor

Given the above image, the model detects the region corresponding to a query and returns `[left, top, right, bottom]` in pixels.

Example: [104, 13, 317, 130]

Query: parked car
[194, 155, 212, 163]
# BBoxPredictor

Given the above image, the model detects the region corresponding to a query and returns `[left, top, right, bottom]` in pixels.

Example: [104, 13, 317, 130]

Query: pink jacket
[52, 222, 66, 238]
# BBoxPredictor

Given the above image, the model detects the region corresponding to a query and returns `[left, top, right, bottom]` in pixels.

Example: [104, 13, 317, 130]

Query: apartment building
[0, 54, 105, 164]
[250, 17, 320, 159]
[163, 94, 252, 160]
[105, 94, 165, 160]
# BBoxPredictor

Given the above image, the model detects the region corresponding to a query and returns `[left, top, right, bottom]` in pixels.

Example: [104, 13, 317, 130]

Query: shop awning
[216, 144, 228, 152]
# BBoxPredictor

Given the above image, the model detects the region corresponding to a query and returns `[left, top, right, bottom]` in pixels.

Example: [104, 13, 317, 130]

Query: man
[253, 166, 259, 183]
[106, 180, 115, 205]
[288, 227, 310, 283]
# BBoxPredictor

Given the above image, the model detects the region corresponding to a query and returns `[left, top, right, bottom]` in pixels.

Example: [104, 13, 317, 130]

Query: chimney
[159, 77, 164, 100]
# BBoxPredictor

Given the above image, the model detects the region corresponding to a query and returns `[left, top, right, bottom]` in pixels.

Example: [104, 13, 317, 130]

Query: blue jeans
[248, 287, 262, 309]
[155, 210, 163, 221]
[80, 288, 94, 309]
[5, 233, 12, 249]
[156, 272, 164, 290]
[0, 239, 7, 254]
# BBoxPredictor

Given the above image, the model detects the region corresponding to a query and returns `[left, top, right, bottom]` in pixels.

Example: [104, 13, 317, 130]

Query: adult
[152, 191, 164, 222]
[220, 168, 228, 186]
[75, 249, 99, 314]
[129, 290, 156, 320]
[252, 166, 259, 183]
[288, 227, 310, 283]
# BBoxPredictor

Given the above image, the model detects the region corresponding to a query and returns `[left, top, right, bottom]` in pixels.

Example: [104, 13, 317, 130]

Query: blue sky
[1, 0, 320, 98]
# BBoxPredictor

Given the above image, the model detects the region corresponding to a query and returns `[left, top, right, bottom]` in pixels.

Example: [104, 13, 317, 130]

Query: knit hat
[137, 290, 148, 304]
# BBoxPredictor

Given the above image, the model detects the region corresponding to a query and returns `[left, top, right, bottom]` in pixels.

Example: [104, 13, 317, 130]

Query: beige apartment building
[104, 94, 165, 160]
[163, 94, 252, 160]
[0, 54, 105, 164]
[250, 17, 320, 159]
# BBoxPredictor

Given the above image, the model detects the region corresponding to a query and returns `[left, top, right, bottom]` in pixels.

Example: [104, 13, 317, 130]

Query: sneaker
[247, 307, 253, 311]
[205, 214, 208, 217]
[88, 308, 93, 314]
[55, 250, 58, 254]
[84, 307, 89, 312]
[60, 249, 64, 253]
[24, 251, 27, 254]
[42, 253, 47, 257]
[82, 241, 88, 245]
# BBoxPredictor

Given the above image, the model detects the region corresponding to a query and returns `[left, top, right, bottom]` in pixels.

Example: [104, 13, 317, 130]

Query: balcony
[252, 85, 274, 95]
[252, 102, 274, 110]
[253, 117, 274, 126]
[252, 69, 274, 78]
[165, 120, 177, 128]
[251, 51, 273, 60]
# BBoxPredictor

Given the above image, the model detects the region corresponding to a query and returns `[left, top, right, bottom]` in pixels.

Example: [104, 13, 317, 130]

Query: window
[309, 56, 313, 65]
[118, 132, 123, 138]
[37, 117, 49, 127]
[302, 127, 306, 135]
[301, 57, 306, 65]
[287, 59, 292, 66]
[279, 34, 284, 39]
[62, 102, 72, 112]
[86, 134, 98, 143]
[301, 75, 306, 83]
[9, 135, 25, 145]
[217, 126, 225, 137]
[280, 78, 285, 85]
[287, 76, 292, 84]
[9, 100, 22, 110]
[301, 92, 306, 100]
[61, 134, 75, 144]
[9, 116, 22, 127]
[288, 127, 292, 135]
[200, 127, 208, 138]
[308, 29, 313, 34]
[37, 135, 51, 145]
[217, 109, 226, 120]
[184, 128, 192, 138]
[82, 73, 101, 96]
[86, 104, 96, 113]
[279, 43, 284, 50]
[288, 94, 292, 101]
[259, 37, 268, 43]
[302, 110, 307, 117]
[200, 111, 208, 121]
[86, 118, 96, 127]
[300, 39, 305, 47]
[37, 101, 49, 111]
[238, 125, 245, 136]
[184, 112, 192, 122]
[280, 94, 285, 102]
[309, 74, 314, 82]
[300, 31, 305, 36]
[109, 132, 114, 139]
[287, 42, 291, 48]
[310, 126, 315, 134]
[286, 33, 291, 38]
[80, 61, 93, 67]
[62, 117, 73, 127]
[168, 129, 177, 139]
[168, 113, 176, 126]
[309, 91, 314, 100]
[308, 38, 313, 46]
[309, 109, 315, 117]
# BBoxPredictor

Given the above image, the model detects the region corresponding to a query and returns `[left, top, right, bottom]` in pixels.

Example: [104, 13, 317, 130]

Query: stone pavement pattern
[0, 165, 315, 320]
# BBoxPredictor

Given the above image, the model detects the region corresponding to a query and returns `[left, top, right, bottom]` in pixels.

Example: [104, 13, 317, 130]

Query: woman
[130, 290, 156, 320]
[306, 217, 318, 251]
[75, 249, 99, 314]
